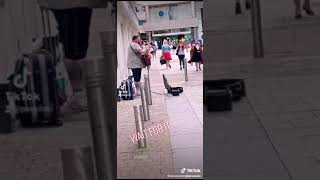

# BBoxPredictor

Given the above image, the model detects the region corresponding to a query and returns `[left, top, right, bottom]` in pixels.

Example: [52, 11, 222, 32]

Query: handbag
[160, 56, 166, 65]
[130, 45, 151, 66]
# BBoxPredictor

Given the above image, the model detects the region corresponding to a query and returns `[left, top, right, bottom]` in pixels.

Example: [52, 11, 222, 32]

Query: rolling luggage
[119, 77, 135, 100]
[11, 51, 61, 127]
[0, 83, 18, 133]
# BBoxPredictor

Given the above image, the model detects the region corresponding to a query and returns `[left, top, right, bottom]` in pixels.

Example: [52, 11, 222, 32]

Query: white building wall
[176, 3, 193, 20]
[117, 1, 140, 86]
[141, 1, 203, 39]
[148, 2, 193, 22]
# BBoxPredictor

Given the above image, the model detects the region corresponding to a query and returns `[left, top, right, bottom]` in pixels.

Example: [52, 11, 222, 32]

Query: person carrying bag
[36, 0, 109, 112]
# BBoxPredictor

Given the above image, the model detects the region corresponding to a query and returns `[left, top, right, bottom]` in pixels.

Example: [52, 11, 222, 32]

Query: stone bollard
[140, 86, 150, 121]
[144, 74, 152, 105]
[61, 146, 96, 180]
[133, 105, 147, 148]
[80, 30, 117, 180]
[184, 59, 188, 82]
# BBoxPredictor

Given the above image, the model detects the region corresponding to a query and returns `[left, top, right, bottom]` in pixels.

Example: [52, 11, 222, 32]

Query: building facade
[136, 1, 203, 45]
[116, 1, 203, 85]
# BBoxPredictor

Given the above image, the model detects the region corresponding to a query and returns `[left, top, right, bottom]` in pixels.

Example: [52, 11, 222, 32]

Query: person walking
[176, 38, 187, 70]
[37, 0, 108, 112]
[190, 41, 203, 71]
[154, 41, 159, 50]
[235, 0, 251, 15]
[127, 35, 147, 96]
[162, 39, 172, 69]
[150, 41, 157, 60]
[294, 0, 315, 19]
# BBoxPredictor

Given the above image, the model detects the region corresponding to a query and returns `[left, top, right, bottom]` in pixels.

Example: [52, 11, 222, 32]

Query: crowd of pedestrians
[126, 34, 204, 97]
[235, 0, 316, 19]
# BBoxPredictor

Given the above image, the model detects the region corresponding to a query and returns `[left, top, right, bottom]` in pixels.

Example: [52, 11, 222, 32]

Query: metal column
[82, 30, 117, 180]
[250, 0, 264, 58]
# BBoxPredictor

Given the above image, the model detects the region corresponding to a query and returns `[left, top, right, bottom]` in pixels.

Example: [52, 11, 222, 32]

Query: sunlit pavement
[154, 49, 203, 177]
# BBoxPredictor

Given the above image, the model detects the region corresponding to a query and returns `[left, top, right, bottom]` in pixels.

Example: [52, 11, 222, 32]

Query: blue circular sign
[159, 11, 164, 17]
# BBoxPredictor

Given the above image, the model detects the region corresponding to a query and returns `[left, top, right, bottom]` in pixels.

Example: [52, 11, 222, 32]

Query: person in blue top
[162, 39, 172, 69]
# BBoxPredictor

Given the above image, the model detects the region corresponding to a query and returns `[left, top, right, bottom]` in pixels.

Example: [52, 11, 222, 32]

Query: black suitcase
[119, 78, 135, 100]
[204, 79, 246, 101]
[171, 87, 183, 93]
[11, 51, 61, 127]
[172, 89, 180, 96]
[206, 89, 232, 111]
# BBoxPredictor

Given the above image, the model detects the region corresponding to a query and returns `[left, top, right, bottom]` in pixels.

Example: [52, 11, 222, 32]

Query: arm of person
[132, 43, 147, 55]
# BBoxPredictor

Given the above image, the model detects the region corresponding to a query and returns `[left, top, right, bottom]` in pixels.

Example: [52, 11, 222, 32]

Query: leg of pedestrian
[293, 0, 302, 18]
[303, 0, 315, 15]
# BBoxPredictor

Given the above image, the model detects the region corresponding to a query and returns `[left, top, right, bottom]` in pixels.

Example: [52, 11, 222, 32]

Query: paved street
[0, 112, 92, 180]
[205, 55, 320, 180]
[117, 50, 203, 179]
[160, 51, 203, 177]
[204, 0, 320, 178]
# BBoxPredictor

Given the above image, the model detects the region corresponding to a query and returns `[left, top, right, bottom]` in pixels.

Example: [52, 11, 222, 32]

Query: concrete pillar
[145, 5, 150, 23]
[192, 27, 198, 40]
[191, 1, 195, 18]
[191, 27, 195, 41]
[147, 31, 152, 42]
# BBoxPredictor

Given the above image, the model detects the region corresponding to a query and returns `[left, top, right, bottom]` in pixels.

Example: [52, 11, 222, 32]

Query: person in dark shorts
[52, 7, 92, 111]
[37, 0, 108, 112]
[127, 35, 147, 96]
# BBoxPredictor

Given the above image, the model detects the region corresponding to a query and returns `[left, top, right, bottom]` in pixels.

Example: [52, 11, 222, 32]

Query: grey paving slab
[170, 133, 203, 150]
[172, 147, 203, 174]
[162, 56, 203, 178]
[205, 110, 292, 180]
[254, 110, 320, 180]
